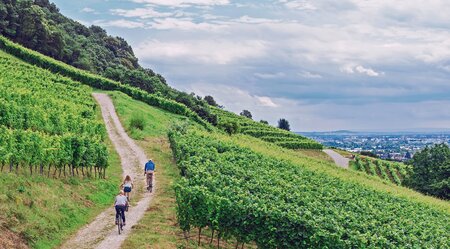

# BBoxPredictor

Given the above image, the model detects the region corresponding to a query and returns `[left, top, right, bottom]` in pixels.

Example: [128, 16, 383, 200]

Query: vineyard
[0, 50, 108, 177]
[211, 107, 323, 149]
[350, 156, 411, 185]
[169, 128, 449, 248]
[0, 35, 212, 130]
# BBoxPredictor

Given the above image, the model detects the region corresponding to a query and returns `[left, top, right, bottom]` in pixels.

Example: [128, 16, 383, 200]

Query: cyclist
[121, 175, 134, 201]
[114, 190, 128, 226]
[144, 159, 155, 191]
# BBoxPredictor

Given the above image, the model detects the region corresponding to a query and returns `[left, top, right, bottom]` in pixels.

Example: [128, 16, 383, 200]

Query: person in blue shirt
[144, 159, 155, 192]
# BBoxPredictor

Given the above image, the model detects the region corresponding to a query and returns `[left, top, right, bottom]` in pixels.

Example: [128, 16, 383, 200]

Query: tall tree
[240, 110, 252, 119]
[408, 144, 450, 199]
[204, 95, 218, 107]
[277, 118, 290, 131]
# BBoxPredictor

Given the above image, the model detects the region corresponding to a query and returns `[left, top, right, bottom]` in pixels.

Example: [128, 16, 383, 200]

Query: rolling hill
[0, 2, 449, 248]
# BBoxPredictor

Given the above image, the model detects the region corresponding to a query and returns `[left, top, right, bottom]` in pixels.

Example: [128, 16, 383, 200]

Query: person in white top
[121, 175, 134, 201]
[114, 190, 128, 226]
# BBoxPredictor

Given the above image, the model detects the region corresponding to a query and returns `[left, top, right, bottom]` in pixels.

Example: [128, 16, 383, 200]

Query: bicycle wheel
[118, 215, 122, 234]
[117, 215, 122, 235]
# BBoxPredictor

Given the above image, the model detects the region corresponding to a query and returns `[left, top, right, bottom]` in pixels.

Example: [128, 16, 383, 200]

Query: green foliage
[239, 109, 252, 119]
[0, 1, 218, 126]
[130, 112, 145, 131]
[211, 107, 322, 150]
[408, 144, 450, 199]
[169, 130, 450, 248]
[259, 119, 269, 124]
[217, 121, 240, 135]
[0, 50, 108, 175]
[352, 155, 410, 186]
[0, 36, 212, 130]
[360, 151, 379, 158]
[204, 95, 218, 106]
[277, 118, 290, 131]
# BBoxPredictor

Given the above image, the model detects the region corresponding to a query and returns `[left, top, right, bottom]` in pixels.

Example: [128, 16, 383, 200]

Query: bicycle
[116, 208, 125, 234]
[146, 172, 153, 193]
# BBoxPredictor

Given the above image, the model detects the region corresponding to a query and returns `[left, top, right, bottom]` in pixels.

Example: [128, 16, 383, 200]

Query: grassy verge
[0, 129, 122, 249]
[332, 148, 354, 158]
[296, 149, 333, 162]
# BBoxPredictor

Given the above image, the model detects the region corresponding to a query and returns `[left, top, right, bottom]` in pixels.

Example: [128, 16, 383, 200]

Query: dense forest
[0, 0, 217, 125]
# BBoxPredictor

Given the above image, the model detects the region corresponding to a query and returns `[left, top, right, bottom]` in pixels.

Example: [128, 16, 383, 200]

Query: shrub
[130, 112, 145, 131]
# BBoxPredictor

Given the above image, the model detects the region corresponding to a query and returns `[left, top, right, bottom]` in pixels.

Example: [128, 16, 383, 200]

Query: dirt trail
[323, 149, 349, 169]
[60, 93, 155, 249]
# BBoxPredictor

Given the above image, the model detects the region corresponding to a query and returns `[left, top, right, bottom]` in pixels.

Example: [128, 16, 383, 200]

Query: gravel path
[323, 149, 349, 169]
[59, 93, 155, 249]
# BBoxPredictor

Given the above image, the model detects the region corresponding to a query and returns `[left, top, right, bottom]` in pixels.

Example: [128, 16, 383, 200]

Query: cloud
[94, 0, 450, 130]
[185, 83, 450, 131]
[81, 7, 96, 13]
[234, 15, 280, 24]
[257, 96, 278, 107]
[254, 72, 285, 79]
[341, 64, 383, 77]
[136, 39, 268, 64]
[131, 0, 230, 7]
[111, 7, 172, 18]
[93, 19, 145, 28]
[278, 0, 317, 10]
[148, 17, 227, 31]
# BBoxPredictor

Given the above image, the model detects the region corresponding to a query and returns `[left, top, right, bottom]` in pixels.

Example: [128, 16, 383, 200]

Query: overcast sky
[53, 0, 450, 131]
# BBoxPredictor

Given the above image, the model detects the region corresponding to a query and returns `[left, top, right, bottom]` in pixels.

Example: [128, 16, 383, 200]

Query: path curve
[60, 93, 155, 249]
[323, 149, 349, 169]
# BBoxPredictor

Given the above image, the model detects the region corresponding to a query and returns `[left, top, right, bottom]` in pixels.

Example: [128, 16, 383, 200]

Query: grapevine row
[169, 129, 449, 248]
[0, 50, 108, 177]
[352, 156, 410, 185]
[211, 107, 323, 150]
[0, 36, 212, 130]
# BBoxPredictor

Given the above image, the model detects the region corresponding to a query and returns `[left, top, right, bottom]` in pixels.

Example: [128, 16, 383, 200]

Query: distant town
[299, 131, 450, 162]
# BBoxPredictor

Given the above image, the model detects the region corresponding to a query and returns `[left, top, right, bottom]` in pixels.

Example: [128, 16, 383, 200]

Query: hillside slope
[0, 0, 218, 124]
[170, 128, 449, 248]
[0, 49, 122, 249]
[1, 45, 449, 248]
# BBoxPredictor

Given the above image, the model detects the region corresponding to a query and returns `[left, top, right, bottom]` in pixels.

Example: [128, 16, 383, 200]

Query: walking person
[121, 175, 134, 201]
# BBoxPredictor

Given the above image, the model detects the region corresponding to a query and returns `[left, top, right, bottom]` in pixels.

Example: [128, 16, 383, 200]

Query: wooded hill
[0, 0, 217, 124]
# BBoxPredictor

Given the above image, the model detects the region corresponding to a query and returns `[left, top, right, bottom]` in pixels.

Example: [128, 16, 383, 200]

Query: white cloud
[341, 64, 383, 77]
[136, 39, 268, 64]
[257, 96, 278, 107]
[278, 0, 317, 10]
[131, 0, 229, 7]
[81, 7, 96, 13]
[355, 65, 381, 77]
[234, 15, 280, 24]
[110, 0, 450, 130]
[186, 83, 280, 116]
[254, 72, 285, 79]
[111, 7, 172, 18]
[148, 17, 227, 31]
[93, 19, 145, 28]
